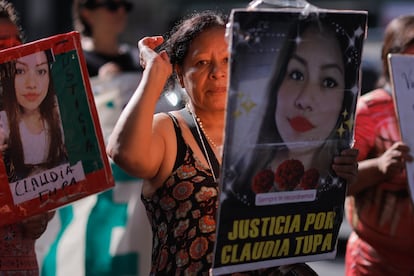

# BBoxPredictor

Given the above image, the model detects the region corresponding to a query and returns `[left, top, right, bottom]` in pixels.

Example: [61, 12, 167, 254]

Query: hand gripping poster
[212, 7, 367, 274]
[0, 31, 114, 226]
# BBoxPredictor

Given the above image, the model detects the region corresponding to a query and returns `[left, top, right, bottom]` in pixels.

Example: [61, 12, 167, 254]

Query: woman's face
[15, 51, 50, 112]
[179, 26, 228, 112]
[275, 25, 345, 147]
[84, 0, 129, 39]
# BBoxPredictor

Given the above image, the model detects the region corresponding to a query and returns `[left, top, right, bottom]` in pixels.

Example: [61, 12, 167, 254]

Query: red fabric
[346, 232, 414, 276]
[0, 223, 38, 275]
[345, 89, 414, 275]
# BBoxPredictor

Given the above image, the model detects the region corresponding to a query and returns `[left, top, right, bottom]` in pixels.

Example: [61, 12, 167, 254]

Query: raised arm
[106, 36, 173, 179]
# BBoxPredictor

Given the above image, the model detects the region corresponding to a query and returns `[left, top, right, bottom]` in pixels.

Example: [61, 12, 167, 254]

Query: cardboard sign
[0, 31, 114, 226]
[213, 8, 367, 274]
[388, 53, 414, 204]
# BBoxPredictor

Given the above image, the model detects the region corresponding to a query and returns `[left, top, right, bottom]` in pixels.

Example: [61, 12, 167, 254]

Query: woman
[108, 11, 226, 274]
[0, 1, 55, 274]
[345, 14, 414, 275]
[0, 49, 68, 181]
[107, 10, 358, 275]
[73, 0, 138, 78]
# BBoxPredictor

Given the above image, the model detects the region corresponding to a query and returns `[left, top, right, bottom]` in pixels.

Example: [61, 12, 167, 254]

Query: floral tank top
[141, 114, 219, 275]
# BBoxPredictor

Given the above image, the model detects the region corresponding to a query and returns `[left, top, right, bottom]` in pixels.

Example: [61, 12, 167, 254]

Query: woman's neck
[21, 110, 44, 134]
[187, 104, 225, 160]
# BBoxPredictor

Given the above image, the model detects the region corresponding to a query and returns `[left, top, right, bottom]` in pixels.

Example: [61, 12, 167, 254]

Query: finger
[159, 50, 171, 63]
[138, 36, 164, 50]
[340, 148, 359, 159]
[333, 154, 358, 166]
[139, 55, 146, 69]
[332, 163, 358, 177]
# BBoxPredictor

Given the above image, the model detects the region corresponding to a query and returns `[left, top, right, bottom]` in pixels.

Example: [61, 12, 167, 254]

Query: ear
[175, 64, 185, 88]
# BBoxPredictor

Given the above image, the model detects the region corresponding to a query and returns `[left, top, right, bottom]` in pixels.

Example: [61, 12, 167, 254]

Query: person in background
[107, 10, 358, 275]
[0, 0, 54, 274]
[345, 14, 414, 275]
[72, 0, 139, 78]
[36, 1, 152, 275]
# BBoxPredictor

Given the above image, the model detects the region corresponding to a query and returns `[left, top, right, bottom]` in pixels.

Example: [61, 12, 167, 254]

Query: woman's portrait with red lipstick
[0, 49, 68, 182]
[221, 12, 365, 206]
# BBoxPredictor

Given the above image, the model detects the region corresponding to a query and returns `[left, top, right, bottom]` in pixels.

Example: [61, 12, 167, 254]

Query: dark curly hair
[159, 10, 228, 91]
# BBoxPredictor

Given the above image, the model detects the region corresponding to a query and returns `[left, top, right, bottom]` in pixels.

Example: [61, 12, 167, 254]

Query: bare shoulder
[152, 112, 177, 139]
[153, 110, 184, 132]
[153, 112, 172, 122]
[154, 111, 187, 158]
[142, 112, 180, 196]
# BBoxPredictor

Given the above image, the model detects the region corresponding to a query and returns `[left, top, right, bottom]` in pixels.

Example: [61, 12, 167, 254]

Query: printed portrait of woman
[0, 49, 68, 182]
[227, 13, 365, 205]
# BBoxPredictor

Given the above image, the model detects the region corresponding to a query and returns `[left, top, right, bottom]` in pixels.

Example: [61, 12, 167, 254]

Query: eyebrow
[291, 54, 344, 75]
[16, 60, 49, 67]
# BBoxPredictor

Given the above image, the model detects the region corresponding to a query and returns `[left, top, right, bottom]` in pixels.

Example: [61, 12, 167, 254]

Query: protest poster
[0, 31, 114, 226]
[212, 8, 367, 274]
[388, 53, 414, 204]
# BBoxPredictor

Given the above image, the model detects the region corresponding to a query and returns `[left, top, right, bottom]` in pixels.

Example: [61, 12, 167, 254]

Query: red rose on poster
[299, 168, 320, 189]
[252, 169, 274, 193]
[274, 159, 304, 191]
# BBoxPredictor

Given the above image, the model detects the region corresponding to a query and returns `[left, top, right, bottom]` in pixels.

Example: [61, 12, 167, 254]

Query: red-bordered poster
[213, 8, 367, 274]
[0, 31, 114, 226]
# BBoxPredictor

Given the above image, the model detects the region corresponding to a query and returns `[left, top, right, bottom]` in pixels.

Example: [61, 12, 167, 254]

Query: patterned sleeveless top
[141, 113, 219, 275]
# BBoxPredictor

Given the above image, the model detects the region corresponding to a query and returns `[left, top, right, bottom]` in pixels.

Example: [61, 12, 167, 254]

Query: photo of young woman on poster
[0, 49, 68, 182]
[226, 14, 364, 206]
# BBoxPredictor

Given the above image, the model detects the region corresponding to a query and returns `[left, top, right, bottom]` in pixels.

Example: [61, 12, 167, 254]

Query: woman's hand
[332, 148, 359, 186]
[138, 36, 172, 80]
[377, 141, 412, 178]
[98, 62, 121, 80]
[21, 211, 55, 240]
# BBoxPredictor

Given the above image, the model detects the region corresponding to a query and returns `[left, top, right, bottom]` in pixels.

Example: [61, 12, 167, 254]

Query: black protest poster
[213, 8, 367, 274]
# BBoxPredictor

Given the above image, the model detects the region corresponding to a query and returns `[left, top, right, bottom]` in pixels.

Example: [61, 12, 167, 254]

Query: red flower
[173, 181, 194, 200]
[252, 169, 274, 193]
[274, 159, 304, 191]
[189, 237, 209, 260]
[199, 215, 216, 233]
[299, 168, 320, 189]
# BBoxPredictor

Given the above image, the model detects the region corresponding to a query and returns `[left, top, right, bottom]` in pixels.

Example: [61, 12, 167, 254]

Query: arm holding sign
[348, 141, 411, 195]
